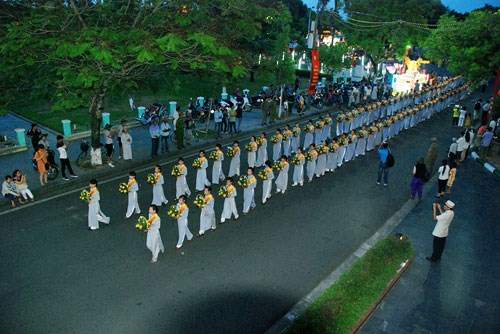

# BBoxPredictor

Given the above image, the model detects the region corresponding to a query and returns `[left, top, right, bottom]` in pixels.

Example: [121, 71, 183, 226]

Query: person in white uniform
[242, 168, 257, 214]
[176, 195, 193, 249]
[125, 171, 141, 218]
[272, 129, 283, 162]
[303, 120, 314, 150]
[261, 160, 274, 204]
[292, 148, 305, 186]
[228, 141, 241, 177]
[315, 142, 327, 177]
[291, 124, 301, 153]
[256, 133, 268, 167]
[174, 158, 191, 199]
[195, 150, 211, 192]
[306, 144, 318, 182]
[88, 179, 110, 230]
[211, 144, 225, 185]
[151, 165, 168, 206]
[247, 136, 258, 168]
[220, 177, 239, 222]
[146, 205, 164, 263]
[199, 186, 216, 235]
[275, 155, 289, 194]
[282, 125, 292, 157]
[120, 126, 133, 160]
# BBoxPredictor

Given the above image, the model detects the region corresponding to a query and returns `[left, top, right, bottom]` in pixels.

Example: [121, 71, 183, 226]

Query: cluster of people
[1, 170, 35, 208]
[81, 77, 466, 263]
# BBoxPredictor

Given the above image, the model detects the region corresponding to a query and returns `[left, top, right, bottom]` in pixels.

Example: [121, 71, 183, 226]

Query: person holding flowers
[314, 119, 324, 146]
[210, 144, 225, 185]
[198, 186, 216, 235]
[336, 135, 348, 168]
[326, 139, 339, 172]
[291, 148, 305, 186]
[145, 205, 164, 263]
[291, 123, 301, 153]
[260, 160, 274, 204]
[242, 168, 257, 214]
[228, 141, 241, 178]
[275, 155, 289, 194]
[271, 129, 283, 162]
[151, 165, 168, 207]
[344, 131, 357, 163]
[246, 136, 258, 168]
[315, 141, 328, 178]
[194, 150, 210, 192]
[256, 133, 268, 167]
[306, 144, 318, 182]
[282, 125, 293, 157]
[220, 177, 239, 223]
[336, 113, 346, 136]
[87, 179, 110, 231]
[355, 128, 367, 157]
[303, 120, 314, 150]
[175, 195, 193, 249]
[323, 114, 332, 140]
[125, 171, 141, 218]
[174, 158, 191, 199]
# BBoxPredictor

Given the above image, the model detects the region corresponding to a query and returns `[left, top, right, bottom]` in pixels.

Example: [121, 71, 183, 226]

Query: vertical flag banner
[308, 49, 320, 95]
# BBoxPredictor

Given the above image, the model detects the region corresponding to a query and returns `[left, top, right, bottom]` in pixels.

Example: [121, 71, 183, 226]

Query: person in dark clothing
[27, 123, 42, 151]
[410, 157, 427, 200]
[176, 112, 185, 149]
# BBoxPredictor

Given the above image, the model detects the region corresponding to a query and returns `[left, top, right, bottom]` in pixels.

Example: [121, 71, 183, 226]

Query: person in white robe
[247, 136, 258, 168]
[176, 195, 193, 249]
[242, 168, 257, 214]
[195, 151, 210, 192]
[120, 127, 133, 160]
[306, 144, 318, 182]
[211, 144, 225, 185]
[291, 124, 301, 153]
[315, 143, 327, 177]
[175, 158, 191, 199]
[374, 125, 383, 147]
[220, 178, 239, 222]
[125, 171, 140, 218]
[382, 123, 390, 142]
[228, 141, 241, 177]
[282, 126, 292, 157]
[271, 129, 283, 162]
[323, 116, 332, 140]
[88, 179, 110, 230]
[199, 186, 216, 235]
[275, 156, 289, 194]
[366, 128, 376, 152]
[355, 130, 367, 157]
[151, 165, 168, 206]
[291, 149, 305, 186]
[344, 133, 357, 162]
[303, 121, 314, 150]
[256, 134, 268, 167]
[146, 205, 164, 263]
[326, 140, 339, 172]
[314, 120, 323, 146]
[261, 160, 274, 204]
[336, 137, 348, 168]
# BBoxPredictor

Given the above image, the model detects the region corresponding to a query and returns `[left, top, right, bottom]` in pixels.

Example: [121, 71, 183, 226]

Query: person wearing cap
[427, 199, 455, 262]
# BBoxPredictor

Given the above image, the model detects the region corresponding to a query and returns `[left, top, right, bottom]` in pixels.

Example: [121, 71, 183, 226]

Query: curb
[470, 151, 500, 178]
[0, 145, 28, 157]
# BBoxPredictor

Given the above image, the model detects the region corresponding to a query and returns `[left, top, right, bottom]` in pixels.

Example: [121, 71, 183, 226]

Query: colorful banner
[308, 49, 320, 95]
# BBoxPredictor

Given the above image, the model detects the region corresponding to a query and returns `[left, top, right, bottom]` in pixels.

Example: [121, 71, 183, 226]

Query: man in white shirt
[56, 135, 78, 180]
[214, 108, 223, 139]
[427, 200, 455, 262]
[448, 138, 458, 162]
[160, 117, 171, 153]
[456, 132, 467, 162]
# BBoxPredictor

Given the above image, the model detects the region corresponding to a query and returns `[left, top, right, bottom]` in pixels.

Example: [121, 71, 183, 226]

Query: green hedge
[288, 235, 414, 334]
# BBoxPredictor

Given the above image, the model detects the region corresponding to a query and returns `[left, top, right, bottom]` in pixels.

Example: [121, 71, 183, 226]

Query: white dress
[176, 166, 191, 199]
[262, 170, 274, 203]
[247, 149, 256, 168]
[242, 178, 257, 213]
[344, 140, 356, 162]
[303, 132, 313, 150]
[152, 174, 168, 206]
[211, 154, 225, 185]
[314, 129, 322, 145]
[176, 205, 193, 247]
[326, 150, 338, 172]
[221, 188, 238, 221]
[306, 157, 316, 181]
[283, 138, 291, 157]
[88, 190, 110, 230]
[256, 141, 268, 167]
[199, 196, 216, 232]
[146, 215, 164, 261]
[195, 159, 210, 191]
[126, 182, 141, 218]
[336, 146, 347, 167]
[367, 134, 376, 151]
[292, 160, 304, 185]
[229, 149, 241, 177]
[275, 163, 289, 192]
[355, 137, 366, 157]
[120, 133, 133, 160]
[272, 141, 282, 161]
[291, 134, 301, 153]
[315, 153, 326, 177]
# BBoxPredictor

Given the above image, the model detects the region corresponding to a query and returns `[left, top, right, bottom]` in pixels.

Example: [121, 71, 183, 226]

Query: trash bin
[14, 128, 26, 147]
[61, 119, 72, 137]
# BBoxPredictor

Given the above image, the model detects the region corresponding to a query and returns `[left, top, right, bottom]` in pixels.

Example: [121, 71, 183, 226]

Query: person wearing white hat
[427, 199, 455, 262]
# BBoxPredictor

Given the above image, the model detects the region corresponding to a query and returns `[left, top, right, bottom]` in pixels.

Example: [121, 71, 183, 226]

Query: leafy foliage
[318, 43, 351, 74]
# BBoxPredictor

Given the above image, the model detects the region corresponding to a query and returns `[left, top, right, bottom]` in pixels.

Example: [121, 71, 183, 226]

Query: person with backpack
[376, 141, 393, 187]
[410, 157, 428, 200]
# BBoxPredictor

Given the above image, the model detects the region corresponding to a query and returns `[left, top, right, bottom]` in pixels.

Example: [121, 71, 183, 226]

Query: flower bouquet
[292, 128, 301, 137]
[118, 183, 129, 194]
[245, 143, 255, 152]
[291, 154, 302, 165]
[270, 134, 282, 144]
[256, 137, 264, 146]
[329, 143, 339, 152]
[226, 146, 236, 158]
[171, 165, 182, 177]
[146, 173, 157, 185]
[217, 186, 229, 198]
[79, 189, 91, 202]
[305, 152, 313, 162]
[357, 130, 367, 138]
[192, 158, 203, 169]
[339, 137, 349, 146]
[257, 169, 269, 181]
[167, 205, 180, 219]
[324, 116, 332, 125]
[193, 194, 206, 208]
[315, 121, 324, 129]
[336, 114, 346, 122]
[282, 132, 289, 141]
[237, 175, 249, 188]
[208, 150, 221, 160]
[135, 216, 148, 231]
[272, 161, 283, 171]
[304, 124, 314, 133]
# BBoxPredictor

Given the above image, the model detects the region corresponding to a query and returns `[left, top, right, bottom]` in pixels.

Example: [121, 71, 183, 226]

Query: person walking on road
[195, 151, 210, 192]
[275, 155, 289, 194]
[88, 179, 110, 231]
[151, 165, 168, 206]
[456, 132, 467, 162]
[261, 160, 274, 204]
[410, 157, 428, 200]
[211, 144, 225, 185]
[228, 141, 241, 177]
[242, 168, 257, 214]
[146, 205, 164, 263]
[292, 148, 305, 187]
[376, 142, 390, 186]
[174, 158, 191, 199]
[125, 171, 140, 218]
[427, 200, 455, 262]
[199, 186, 216, 235]
[256, 133, 268, 167]
[447, 161, 457, 193]
[479, 127, 494, 158]
[247, 136, 258, 168]
[176, 195, 193, 249]
[448, 137, 458, 163]
[220, 177, 239, 223]
[424, 137, 438, 175]
[34, 144, 48, 186]
[437, 159, 450, 196]
[214, 108, 223, 139]
[120, 126, 133, 160]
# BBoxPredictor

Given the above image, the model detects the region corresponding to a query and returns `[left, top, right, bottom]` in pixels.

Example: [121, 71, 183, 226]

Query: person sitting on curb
[2, 175, 24, 208]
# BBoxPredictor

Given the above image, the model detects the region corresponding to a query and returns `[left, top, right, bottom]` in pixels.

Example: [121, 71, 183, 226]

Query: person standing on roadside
[236, 101, 243, 133]
[410, 157, 427, 200]
[102, 124, 115, 167]
[117, 119, 127, 159]
[473, 99, 482, 123]
[149, 118, 160, 158]
[160, 117, 171, 153]
[214, 107, 223, 139]
[479, 127, 494, 158]
[376, 142, 390, 187]
[176, 112, 185, 150]
[424, 137, 438, 175]
[56, 135, 78, 181]
[27, 123, 42, 152]
[427, 200, 455, 263]
[451, 105, 460, 126]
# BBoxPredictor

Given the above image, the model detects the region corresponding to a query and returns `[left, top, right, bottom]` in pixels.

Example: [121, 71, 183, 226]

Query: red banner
[308, 49, 320, 95]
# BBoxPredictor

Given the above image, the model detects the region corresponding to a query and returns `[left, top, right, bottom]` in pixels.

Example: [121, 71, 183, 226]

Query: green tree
[423, 10, 500, 83]
[0, 0, 288, 165]
[318, 43, 351, 75]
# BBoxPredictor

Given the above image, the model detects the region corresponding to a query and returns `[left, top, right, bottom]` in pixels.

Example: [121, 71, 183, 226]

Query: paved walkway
[361, 161, 500, 333]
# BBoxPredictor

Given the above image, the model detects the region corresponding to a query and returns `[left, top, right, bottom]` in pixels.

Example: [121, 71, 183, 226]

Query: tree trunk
[89, 91, 106, 166]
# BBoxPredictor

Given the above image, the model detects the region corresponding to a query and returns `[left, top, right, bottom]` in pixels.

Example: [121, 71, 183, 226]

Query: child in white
[228, 142, 241, 177]
[211, 145, 225, 185]
[261, 161, 274, 204]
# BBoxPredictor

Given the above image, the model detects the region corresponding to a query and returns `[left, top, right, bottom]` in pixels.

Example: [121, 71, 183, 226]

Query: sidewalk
[360, 161, 500, 333]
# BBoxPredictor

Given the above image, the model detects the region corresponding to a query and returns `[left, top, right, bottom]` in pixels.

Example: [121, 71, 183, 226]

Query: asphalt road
[0, 108, 462, 334]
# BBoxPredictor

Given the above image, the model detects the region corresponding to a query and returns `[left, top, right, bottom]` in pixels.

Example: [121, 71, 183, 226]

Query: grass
[11, 73, 274, 134]
[288, 235, 414, 334]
